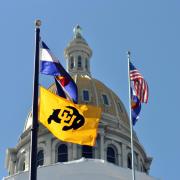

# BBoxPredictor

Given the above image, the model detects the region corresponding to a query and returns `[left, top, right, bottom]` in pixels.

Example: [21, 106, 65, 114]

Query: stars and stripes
[129, 62, 149, 103]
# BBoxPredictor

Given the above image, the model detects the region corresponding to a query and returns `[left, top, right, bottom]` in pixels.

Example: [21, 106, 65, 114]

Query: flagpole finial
[127, 51, 131, 60]
[35, 19, 41, 28]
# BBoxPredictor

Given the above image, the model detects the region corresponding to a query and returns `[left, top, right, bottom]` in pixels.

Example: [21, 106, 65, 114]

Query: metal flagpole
[127, 51, 136, 180]
[29, 19, 41, 180]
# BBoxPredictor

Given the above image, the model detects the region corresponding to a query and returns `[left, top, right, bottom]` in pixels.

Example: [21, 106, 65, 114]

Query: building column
[118, 144, 122, 166]
[45, 136, 52, 165]
[68, 143, 73, 161]
[100, 129, 105, 160]
[9, 162, 14, 175]
[25, 148, 29, 170]
[122, 144, 127, 168]
[72, 144, 78, 160]
[138, 155, 141, 171]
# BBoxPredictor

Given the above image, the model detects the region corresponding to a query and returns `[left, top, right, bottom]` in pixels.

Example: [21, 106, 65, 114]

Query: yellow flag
[39, 86, 101, 146]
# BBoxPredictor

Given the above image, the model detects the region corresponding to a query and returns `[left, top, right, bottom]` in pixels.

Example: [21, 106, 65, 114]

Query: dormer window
[102, 94, 109, 106]
[70, 56, 74, 69]
[83, 90, 90, 102]
[78, 55, 82, 68]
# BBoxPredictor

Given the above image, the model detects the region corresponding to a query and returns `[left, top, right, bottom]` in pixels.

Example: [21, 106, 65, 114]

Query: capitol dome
[4, 25, 154, 180]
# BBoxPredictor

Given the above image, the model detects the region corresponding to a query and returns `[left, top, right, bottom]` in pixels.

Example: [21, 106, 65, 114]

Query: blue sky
[0, 0, 179, 180]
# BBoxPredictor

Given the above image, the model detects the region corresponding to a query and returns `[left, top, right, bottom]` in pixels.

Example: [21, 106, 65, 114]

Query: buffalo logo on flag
[39, 86, 101, 146]
[48, 106, 85, 131]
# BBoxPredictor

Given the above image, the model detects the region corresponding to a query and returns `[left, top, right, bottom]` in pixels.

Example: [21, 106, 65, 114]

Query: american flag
[129, 61, 149, 103]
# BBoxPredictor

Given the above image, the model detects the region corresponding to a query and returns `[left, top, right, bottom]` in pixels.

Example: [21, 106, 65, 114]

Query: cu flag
[39, 86, 101, 146]
[48, 106, 85, 131]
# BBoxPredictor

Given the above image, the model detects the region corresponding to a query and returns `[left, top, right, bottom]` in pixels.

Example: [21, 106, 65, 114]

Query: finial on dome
[73, 24, 83, 38]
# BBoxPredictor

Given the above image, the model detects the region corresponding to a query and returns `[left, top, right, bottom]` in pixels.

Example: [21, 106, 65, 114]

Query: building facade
[4, 26, 154, 180]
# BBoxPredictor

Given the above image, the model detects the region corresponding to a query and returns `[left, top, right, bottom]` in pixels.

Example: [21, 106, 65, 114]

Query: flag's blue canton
[130, 61, 136, 71]
[40, 41, 78, 104]
[131, 88, 141, 125]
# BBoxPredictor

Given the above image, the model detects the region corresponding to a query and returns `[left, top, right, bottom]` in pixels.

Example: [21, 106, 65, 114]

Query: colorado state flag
[40, 41, 78, 103]
[131, 87, 141, 125]
[39, 86, 101, 146]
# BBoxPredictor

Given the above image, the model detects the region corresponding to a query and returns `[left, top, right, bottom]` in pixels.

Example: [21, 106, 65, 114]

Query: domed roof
[24, 74, 129, 132]
[24, 26, 130, 132]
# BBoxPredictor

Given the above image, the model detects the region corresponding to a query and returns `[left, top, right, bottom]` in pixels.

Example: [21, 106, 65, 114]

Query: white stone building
[4, 26, 158, 180]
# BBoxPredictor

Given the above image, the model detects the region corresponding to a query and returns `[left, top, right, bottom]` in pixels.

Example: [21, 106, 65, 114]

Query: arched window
[37, 150, 44, 167]
[127, 153, 132, 169]
[107, 146, 117, 164]
[82, 145, 93, 158]
[78, 55, 82, 68]
[70, 56, 74, 69]
[57, 144, 68, 162]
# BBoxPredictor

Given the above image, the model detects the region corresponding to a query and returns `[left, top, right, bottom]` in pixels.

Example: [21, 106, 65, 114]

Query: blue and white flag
[40, 41, 78, 104]
[40, 42, 61, 75]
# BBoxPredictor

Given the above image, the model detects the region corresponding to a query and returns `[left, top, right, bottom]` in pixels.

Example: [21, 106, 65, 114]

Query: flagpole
[127, 51, 136, 180]
[29, 19, 41, 180]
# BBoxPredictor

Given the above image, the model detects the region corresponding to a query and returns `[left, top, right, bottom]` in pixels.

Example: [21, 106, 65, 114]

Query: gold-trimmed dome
[24, 26, 129, 131]
[24, 74, 129, 132]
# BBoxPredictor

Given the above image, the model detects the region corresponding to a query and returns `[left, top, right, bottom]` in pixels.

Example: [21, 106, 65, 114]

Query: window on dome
[78, 55, 82, 68]
[127, 153, 132, 169]
[57, 144, 68, 162]
[83, 90, 90, 102]
[102, 94, 109, 106]
[70, 56, 74, 69]
[82, 145, 93, 158]
[107, 146, 117, 164]
[37, 150, 44, 167]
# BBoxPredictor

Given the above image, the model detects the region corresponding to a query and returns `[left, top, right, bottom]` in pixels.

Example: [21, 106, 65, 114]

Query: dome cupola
[64, 25, 92, 77]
